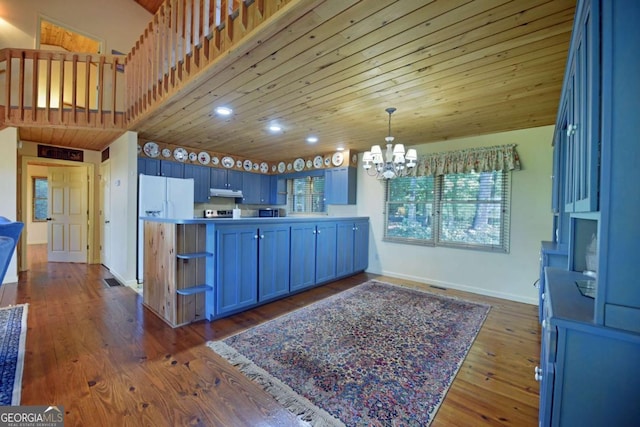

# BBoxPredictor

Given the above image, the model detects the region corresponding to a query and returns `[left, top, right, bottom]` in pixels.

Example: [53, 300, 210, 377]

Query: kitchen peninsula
[141, 216, 369, 327]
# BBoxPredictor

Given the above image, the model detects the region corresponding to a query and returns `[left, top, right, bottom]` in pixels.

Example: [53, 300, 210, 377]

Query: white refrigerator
[137, 174, 194, 282]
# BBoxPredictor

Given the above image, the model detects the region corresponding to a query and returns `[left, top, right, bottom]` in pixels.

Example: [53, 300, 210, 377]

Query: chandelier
[362, 108, 417, 179]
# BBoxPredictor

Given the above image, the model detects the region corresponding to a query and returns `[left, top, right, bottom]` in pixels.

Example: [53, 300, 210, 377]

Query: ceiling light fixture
[307, 136, 318, 143]
[214, 106, 233, 116]
[269, 124, 282, 132]
[362, 107, 417, 179]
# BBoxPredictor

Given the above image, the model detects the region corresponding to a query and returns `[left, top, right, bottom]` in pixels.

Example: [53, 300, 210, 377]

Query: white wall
[357, 126, 555, 305]
[0, 128, 19, 284]
[25, 165, 49, 244]
[0, 0, 151, 54]
[106, 131, 139, 286]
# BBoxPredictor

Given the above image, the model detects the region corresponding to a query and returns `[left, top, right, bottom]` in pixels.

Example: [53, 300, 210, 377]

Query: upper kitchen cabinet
[138, 157, 160, 176]
[210, 168, 243, 192]
[561, 0, 600, 214]
[325, 167, 356, 205]
[242, 172, 274, 205]
[160, 160, 184, 178]
[184, 164, 211, 203]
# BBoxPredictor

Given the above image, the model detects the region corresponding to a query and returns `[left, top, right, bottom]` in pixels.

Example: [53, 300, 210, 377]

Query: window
[33, 177, 48, 222]
[384, 170, 510, 252]
[287, 176, 325, 214]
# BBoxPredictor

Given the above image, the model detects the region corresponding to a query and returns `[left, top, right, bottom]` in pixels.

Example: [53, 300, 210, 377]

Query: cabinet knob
[566, 124, 577, 136]
[541, 293, 545, 301]
[254, 235, 259, 239]
[542, 319, 547, 329]
[260, 234, 265, 239]
[534, 366, 543, 382]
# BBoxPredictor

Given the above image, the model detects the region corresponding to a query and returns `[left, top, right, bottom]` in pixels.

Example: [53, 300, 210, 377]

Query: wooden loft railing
[125, 0, 292, 124]
[0, 0, 292, 132]
[0, 49, 126, 129]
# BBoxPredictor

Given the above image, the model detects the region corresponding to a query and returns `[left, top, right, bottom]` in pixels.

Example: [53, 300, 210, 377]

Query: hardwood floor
[1, 244, 541, 426]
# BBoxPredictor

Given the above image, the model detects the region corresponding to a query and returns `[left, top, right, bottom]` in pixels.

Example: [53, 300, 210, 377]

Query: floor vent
[104, 278, 122, 287]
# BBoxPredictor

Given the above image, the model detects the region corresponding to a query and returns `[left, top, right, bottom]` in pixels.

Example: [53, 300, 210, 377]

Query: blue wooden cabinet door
[228, 170, 243, 191]
[258, 224, 290, 301]
[259, 174, 272, 204]
[315, 222, 337, 284]
[184, 164, 210, 203]
[335, 221, 354, 277]
[210, 168, 227, 189]
[216, 226, 258, 315]
[241, 172, 261, 204]
[325, 167, 356, 205]
[353, 220, 369, 273]
[290, 223, 316, 291]
[138, 157, 160, 176]
[160, 160, 184, 178]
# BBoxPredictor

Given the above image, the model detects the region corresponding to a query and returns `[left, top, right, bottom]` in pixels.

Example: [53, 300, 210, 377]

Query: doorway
[19, 156, 95, 271]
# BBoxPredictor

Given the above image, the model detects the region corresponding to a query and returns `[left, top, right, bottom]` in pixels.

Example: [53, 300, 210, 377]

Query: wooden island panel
[144, 222, 208, 327]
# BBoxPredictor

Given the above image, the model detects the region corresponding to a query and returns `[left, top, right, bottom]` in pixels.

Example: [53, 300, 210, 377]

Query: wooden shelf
[177, 284, 213, 296]
[177, 252, 213, 259]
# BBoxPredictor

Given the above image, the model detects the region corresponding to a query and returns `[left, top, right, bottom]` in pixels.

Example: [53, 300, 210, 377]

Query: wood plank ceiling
[23, 0, 577, 161]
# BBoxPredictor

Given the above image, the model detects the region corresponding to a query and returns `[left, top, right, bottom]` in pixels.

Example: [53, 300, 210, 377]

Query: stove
[204, 209, 233, 218]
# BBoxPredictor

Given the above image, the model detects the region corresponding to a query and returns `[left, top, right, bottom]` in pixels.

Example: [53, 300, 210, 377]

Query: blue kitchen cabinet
[325, 167, 356, 205]
[336, 219, 369, 278]
[562, 0, 599, 214]
[314, 222, 337, 284]
[138, 157, 160, 176]
[538, 0, 640, 424]
[290, 223, 318, 292]
[160, 160, 184, 178]
[241, 172, 275, 205]
[210, 168, 243, 191]
[215, 225, 258, 315]
[258, 223, 290, 302]
[290, 222, 337, 291]
[184, 164, 211, 203]
[273, 176, 287, 205]
[353, 219, 369, 273]
[216, 223, 290, 315]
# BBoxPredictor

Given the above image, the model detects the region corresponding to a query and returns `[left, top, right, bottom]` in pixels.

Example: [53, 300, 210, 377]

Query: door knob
[46, 217, 53, 221]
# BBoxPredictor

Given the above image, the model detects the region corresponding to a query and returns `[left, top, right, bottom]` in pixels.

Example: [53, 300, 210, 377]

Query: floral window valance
[413, 144, 521, 176]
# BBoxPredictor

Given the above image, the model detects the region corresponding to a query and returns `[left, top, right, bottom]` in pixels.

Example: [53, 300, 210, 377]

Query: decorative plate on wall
[261, 162, 269, 173]
[221, 156, 234, 168]
[188, 152, 197, 162]
[162, 148, 172, 158]
[137, 145, 142, 155]
[278, 162, 286, 173]
[243, 159, 253, 171]
[314, 155, 324, 168]
[173, 147, 188, 162]
[211, 156, 220, 165]
[332, 152, 344, 166]
[293, 158, 305, 171]
[143, 141, 159, 158]
[236, 160, 243, 168]
[198, 152, 210, 165]
[324, 156, 331, 166]
[306, 159, 313, 169]
[271, 164, 277, 172]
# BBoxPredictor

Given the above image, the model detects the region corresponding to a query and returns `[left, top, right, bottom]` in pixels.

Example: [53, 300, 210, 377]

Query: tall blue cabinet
[538, 1, 640, 425]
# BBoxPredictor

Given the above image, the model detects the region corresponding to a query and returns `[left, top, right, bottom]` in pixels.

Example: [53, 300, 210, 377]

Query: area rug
[0, 304, 28, 405]
[207, 280, 490, 426]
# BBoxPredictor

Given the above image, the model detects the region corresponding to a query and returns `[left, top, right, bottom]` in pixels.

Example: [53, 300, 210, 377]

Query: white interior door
[100, 162, 111, 269]
[47, 166, 88, 263]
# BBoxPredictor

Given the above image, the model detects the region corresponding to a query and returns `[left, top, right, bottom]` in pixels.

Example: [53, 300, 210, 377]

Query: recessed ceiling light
[269, 125, 282, 133]
[306, 136, 318, 144]
[336, 146, 345, 151]
[214, 106, 233, 116]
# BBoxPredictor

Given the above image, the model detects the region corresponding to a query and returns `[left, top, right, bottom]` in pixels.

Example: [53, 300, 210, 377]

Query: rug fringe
[207, 341, 345, 427]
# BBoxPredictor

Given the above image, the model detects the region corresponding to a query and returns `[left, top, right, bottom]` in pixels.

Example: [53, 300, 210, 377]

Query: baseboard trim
[376, 270, 538, 306]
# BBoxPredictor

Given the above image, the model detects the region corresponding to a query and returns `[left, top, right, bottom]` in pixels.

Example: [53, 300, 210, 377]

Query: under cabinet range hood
[209, 188, 244, 198]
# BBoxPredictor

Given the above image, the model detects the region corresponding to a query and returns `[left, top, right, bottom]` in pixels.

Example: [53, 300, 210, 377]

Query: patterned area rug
[207, 280, 490, 426]
[0, 304, 28, 405]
